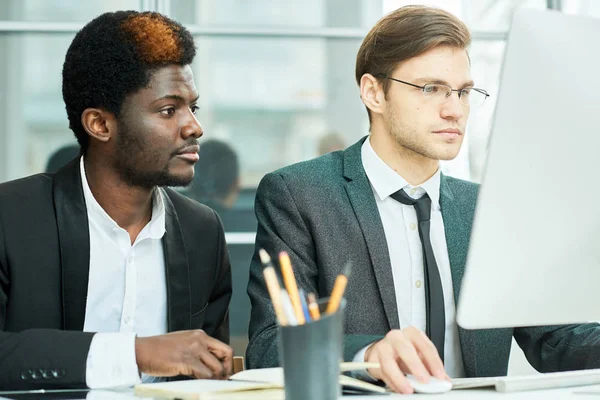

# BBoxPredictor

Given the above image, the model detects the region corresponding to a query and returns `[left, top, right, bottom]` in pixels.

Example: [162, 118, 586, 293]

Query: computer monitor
[457, 8, 600, 329]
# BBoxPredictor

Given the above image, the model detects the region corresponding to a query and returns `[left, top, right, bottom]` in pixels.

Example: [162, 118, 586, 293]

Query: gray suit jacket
[247, 137, 600, 377]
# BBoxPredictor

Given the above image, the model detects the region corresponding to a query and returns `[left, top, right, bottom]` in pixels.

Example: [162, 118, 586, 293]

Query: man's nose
[181, 110, 203, 139]
[440, 92, 465, 120]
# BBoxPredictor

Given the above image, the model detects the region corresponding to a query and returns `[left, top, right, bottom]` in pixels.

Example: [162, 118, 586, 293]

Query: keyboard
[452, 369, 600, 392]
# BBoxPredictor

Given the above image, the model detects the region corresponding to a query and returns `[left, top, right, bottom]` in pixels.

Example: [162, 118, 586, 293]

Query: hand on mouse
[364, 327, 450, 394]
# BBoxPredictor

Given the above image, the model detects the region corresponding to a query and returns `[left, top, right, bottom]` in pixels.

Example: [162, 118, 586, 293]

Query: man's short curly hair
[62, 11, 196, 152]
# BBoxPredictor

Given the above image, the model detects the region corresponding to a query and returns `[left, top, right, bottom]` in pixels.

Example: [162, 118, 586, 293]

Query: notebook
[133, 362, 388, 399]
[230, 366, 388, 395]
[134, 379, 282, 400]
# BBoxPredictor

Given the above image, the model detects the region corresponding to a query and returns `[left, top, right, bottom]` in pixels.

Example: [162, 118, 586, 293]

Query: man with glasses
[246, 5, 600, 394]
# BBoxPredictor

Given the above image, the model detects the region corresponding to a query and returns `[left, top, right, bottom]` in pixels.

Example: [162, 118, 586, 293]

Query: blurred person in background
[45, 143, 80, 173]
[188, 139, 256, 233]
[317, 131, 346, 155]
[189, 139, 240, 211]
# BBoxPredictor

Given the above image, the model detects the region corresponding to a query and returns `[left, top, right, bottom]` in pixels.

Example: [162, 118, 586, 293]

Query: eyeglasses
[379, 76, 490, 107]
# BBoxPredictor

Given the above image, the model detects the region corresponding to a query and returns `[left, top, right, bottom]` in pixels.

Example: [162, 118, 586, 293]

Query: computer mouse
[405, 375, 453, 394]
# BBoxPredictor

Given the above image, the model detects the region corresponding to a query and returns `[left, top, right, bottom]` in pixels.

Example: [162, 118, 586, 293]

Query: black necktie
[390, 189, 445, 362]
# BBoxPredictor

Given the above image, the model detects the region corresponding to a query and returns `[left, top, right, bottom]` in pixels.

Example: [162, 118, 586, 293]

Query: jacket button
[20, 371, 29, 380]
[31, 370, 40, 380]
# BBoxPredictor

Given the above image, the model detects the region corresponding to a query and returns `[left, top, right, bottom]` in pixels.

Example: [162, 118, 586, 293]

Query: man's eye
[160, 107, 175, 116]
[423, 85, 438, 93]
[191, 105, 199, 114]
[460, 89, 472, 97]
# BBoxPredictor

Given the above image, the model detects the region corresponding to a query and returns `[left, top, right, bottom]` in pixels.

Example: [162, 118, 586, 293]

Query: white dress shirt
[354, 137, 465, 378]
[80, 158, 168, 388]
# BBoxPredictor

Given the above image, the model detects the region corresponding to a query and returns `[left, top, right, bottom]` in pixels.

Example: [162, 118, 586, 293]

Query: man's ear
[359, 73, 386, 116]
[81, 108, 117, 143]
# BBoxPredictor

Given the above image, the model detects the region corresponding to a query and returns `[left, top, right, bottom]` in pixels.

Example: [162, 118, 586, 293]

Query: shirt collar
[361, 136, 441, 210]
[80, 157, 166, 240]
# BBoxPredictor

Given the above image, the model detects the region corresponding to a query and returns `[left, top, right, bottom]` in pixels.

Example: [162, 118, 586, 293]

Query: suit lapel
[161, 190, 191, 332]
[53, 158, 90, 331]
[440, 174, 479, 377]
[343, 138, 400, 330]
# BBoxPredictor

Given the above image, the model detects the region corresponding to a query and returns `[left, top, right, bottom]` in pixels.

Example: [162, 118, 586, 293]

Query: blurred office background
[1, 0, 599, 370]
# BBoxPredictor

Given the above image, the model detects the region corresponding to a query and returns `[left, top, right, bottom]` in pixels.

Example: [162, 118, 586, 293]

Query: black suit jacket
[0, 158, 231, 390]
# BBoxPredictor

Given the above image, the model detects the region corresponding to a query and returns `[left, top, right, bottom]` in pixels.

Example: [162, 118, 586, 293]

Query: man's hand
[135, 330, 233, 379]
[364, 327, 449, 394]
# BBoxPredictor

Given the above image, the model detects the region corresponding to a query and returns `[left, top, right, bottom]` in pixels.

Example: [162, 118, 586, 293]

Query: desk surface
[2, 385, 598, 399]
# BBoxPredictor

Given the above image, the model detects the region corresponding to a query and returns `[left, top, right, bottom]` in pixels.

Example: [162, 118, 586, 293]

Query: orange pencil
[259, 249, 288, 325]
[326, 261, 352, 314]
[307, 292, 321, 321]
[279, 251, 306, 324]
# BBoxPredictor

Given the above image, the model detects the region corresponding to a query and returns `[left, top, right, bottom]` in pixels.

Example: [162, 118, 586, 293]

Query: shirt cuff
[351, 342, 379, 382]
[85, 332, 141, 389]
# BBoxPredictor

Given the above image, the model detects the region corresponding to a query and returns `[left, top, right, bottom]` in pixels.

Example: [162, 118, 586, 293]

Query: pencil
[278, 251, 306, 325]
[307, 292, 321, 321]
[280, 289, 298, 326]
[325, 261, 352, 314]
[259, 249, 288, 326]
[299, 289, 312, 323]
